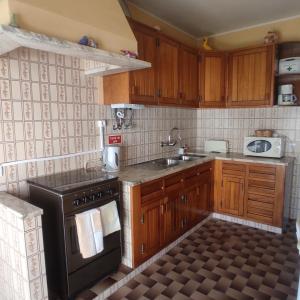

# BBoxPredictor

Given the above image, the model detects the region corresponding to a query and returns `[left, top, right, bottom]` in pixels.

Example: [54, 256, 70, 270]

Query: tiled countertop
[0, 192, 43, 218]
[115, 152, 295, 186]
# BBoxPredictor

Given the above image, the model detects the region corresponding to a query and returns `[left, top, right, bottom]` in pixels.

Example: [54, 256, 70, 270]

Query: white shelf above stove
[0, 25, 151, 76]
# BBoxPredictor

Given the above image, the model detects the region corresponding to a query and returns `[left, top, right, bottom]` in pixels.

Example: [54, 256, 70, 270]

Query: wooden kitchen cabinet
[131, 162, 212, 267]
[227, 44, 276, 107]
[220, 175, 245, 216]
[140, 196, 163, 260]
[130, 22, 157, 105]
[157, 35, 180, 106]
[102, 22, 157, 105]
[215, 161, 245, 216]
[179, 45, 199, 107]
[199, 52, 227, 107]
[214, 160, 286, 227]
[161, 191, 180, 245]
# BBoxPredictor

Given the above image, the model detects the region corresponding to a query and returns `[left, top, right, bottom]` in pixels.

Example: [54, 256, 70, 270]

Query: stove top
[27, 168, 118, 194]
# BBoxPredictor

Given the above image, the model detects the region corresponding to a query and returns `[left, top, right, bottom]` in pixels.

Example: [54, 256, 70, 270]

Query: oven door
[64, 199, 122, 274]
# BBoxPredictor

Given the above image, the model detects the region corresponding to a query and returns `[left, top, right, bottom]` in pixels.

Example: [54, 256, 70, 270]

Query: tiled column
[121, 183, 133, 268]
[0, 192, 48, 300]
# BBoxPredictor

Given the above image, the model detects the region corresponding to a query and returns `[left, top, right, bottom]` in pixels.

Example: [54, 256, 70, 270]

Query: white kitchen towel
[100, 201, 121, 236]
[90, 208, 104, 253]
[75, 208, 104, 259]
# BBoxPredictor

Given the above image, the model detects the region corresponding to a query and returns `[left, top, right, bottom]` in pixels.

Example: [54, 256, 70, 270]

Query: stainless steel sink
[152, 158, 179, 167]
[173, 154, 207, 161]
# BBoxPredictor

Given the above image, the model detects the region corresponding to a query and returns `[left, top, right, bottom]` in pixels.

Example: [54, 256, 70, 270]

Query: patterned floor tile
[107, 219, 300, 300]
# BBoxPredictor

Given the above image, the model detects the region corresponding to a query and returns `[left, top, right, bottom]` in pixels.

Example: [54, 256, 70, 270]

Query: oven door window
[247, 140, 272, 153]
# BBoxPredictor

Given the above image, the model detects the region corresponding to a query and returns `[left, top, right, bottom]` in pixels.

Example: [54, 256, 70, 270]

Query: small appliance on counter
[204, 140, 229, 153]
[278, 84, 298, 105]
[243, 136, 285, 158]
[104, 146, 121, 172]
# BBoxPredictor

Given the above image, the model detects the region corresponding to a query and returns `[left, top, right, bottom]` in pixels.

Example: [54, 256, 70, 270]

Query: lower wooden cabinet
[219, 175, 245, 216]
[131, 162, 212, 267]
[139, 196, 163, 261]
[214, 160, 285, 227]
[131, 159, 287, 267]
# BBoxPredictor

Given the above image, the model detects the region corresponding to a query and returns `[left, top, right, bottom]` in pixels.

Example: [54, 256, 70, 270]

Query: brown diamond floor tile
[82, 219, 300, 300]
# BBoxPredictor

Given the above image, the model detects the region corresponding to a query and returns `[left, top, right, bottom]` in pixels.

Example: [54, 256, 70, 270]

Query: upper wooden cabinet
[130, 23, 157, 105]
[102, 22, 157, 105]
[102, 19, 276, 108]
[157, 35, 180, 106]
[179, 45, 199, 107]
[102, 20, 198, 108]
[227, 44, 276, 107]
[199, 52, 227, 108]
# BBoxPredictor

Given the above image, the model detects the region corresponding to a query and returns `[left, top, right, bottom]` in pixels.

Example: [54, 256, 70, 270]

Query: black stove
[27, 168, 117, 194]
[27, 169, 122, 300]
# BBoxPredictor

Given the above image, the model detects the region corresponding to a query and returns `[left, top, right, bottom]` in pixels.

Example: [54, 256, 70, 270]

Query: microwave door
[247, 140, 272, 153]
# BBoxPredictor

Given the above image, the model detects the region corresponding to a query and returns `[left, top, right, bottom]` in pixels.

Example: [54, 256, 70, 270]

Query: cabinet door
[179, 45, 199, 107]
[162, 191, 179, 245]
[227, 44, 275, 107]
[199, 52, 226, 107]
[196, 171, 211, 219]
[157, 35, 179, 105]
[130, 23, 157, 105]
[140, 198, 163, 260]
[220, 175, 244, 216]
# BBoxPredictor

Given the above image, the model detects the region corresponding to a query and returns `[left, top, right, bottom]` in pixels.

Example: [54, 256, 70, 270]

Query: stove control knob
[107, 188, 114, 195]
[91, 194, 96, 201]
[73, 199, 81, 206]
[82, 196, 90, 203]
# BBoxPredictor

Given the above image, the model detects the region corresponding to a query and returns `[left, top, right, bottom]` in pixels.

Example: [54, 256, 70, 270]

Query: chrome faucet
[161, 127, 182, 147]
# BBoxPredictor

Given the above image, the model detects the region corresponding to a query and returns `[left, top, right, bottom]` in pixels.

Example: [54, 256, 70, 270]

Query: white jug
[104, 146, 120, 172]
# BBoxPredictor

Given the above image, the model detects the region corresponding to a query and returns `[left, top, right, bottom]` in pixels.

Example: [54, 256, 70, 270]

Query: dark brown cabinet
[140, 196, 163, 260]
[179, 45, 199, 107]
[199, 52, 227, 107]
[157, 35, 180, 106]
[227, 44, 275, 107]
[102, 22, 157, 105]
[131, 162, 212, 267]
[130, 23, 157, 105]
[102, 20, 198, 108]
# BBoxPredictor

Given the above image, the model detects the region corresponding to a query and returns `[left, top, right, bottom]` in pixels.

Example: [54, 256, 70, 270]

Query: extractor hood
[0, 0, 151, 76]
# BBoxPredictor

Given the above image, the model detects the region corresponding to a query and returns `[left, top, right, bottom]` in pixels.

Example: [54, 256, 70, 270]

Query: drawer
[183, 166, 198, 180]
[222, 162, 246, 177]
[198, 162, 212, 174]
[248, 186, 276, 196]
[165, 172, 183, 192]
[141, 179, 164, 202]
[248, 193, 274, 204]
[248, 179, 276, 190]
[249, 165, 276, 181]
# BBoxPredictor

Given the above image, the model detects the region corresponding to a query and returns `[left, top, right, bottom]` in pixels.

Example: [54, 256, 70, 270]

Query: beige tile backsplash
[0, 47, 299, 218]
[0, 48, 197, 198]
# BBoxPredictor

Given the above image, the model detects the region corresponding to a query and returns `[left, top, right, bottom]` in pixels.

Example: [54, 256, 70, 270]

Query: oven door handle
[70, 225, 79, 255]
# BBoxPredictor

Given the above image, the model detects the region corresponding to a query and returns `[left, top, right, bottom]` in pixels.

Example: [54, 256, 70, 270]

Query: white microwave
[243, 137, 285, 158]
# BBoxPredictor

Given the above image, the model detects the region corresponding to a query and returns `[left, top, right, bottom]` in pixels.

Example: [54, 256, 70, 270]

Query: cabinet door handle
[161, 204, 164, 215]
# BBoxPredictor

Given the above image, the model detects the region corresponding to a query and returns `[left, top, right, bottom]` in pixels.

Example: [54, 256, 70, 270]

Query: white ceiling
[127, 0, 300, 37]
